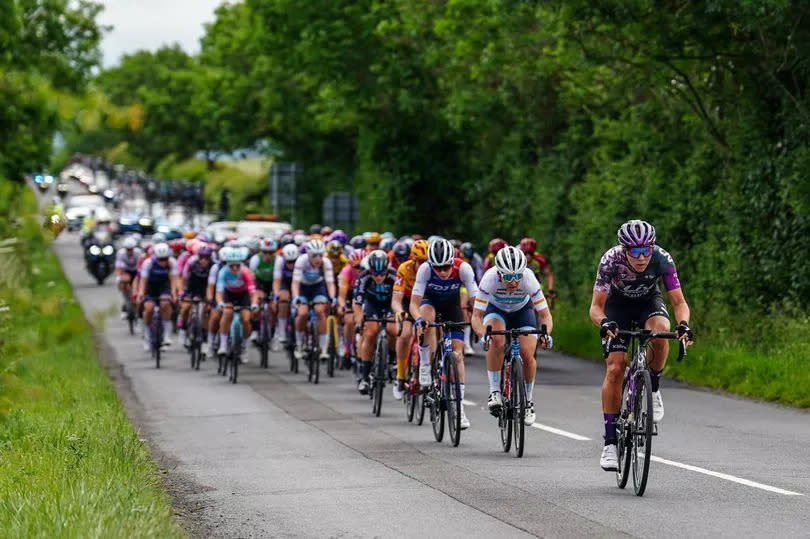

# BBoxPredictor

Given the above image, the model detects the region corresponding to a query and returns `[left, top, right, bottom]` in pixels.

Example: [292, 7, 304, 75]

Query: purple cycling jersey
[594, 245, 680, 300]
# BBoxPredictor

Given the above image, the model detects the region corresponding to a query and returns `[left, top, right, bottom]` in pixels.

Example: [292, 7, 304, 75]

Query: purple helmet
[329, 229, 348, 244]
[198, 245, 213, 257]
[617, 220, 656, 247]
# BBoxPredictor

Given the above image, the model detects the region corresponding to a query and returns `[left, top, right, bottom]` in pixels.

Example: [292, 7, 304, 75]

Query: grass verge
[0, 183, 182, 537]
[551, 300, 810, 408]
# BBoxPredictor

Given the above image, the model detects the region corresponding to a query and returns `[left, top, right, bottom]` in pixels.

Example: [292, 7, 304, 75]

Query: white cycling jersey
[115, 247, 142, 271]
[473, 267, 547, 313]
[292, 254, 334, 285]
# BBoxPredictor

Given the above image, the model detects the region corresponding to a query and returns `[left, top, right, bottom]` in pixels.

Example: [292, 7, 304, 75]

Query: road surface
[53, 233, 810, 538]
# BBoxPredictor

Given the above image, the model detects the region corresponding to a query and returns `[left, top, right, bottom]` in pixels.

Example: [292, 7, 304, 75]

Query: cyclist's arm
[543, 265, 555, 291]
[391, 290, 405, 315]
[409, 263, 429, 321]
[667, 287, 690, 325]
[291, 258, 303, 299]
[470, 306, 486, 338]
[537, 306, 553, 335]
[244, 269, 258, 306]
[324, 258, 336, 299]
[589, 289, 609, 327]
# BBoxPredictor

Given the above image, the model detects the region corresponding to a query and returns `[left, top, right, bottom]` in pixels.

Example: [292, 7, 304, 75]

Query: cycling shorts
[604, 294, 669, 353]
[224, 289, 251, 307]
[300, 281, 329, 303]
[145, 282, 171, 301]
[482, 301, 537, 338]
[257, 278, 273, 296]
[419, 296, 464, 341]
[362, 301, 391, 321]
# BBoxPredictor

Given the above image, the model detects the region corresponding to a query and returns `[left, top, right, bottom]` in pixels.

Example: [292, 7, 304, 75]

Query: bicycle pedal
[652, 424, 659, 436]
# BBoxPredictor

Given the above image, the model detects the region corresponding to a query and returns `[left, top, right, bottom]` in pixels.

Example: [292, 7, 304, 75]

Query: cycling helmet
[381, 232, 395, 239]
[380, 237, 395, 252]
[617, 219, 656, 247]
[427, 235, 444, 245]
[152, 232, 167, 243]
[168, 239, 184, 255]
[198, 245, 213, 257]
[410, 239, 429, 262]
[327, 240, 343, 256]
[224, 248, 244, 263]
[519, 237, 537, 255]
[368, 250, 389, 274]
[183, 229, 196, 239]
[321, 226, 333, 236]
[367, 232, 381, 245]
[293, 233, 307, 246]
[330, 229, 347, 244]
[280, 234, 294, 246]
[122, 236, 138, 249]
[460, 242, 474, 259]
[310, 224, 322, 234]
[392, 241, 410, 262]
[153, 242, 171, 259]
[259, 238, 278, 253]
[428, 239, 454, 266]
[306, 239, 326, 255]
[400, 236, 414, 251]
[196, 232, 210, 243]
[495, 246, 526, 274]
[449, 239, 462, 249]
[282, 244, 299, 261]
[349, 235, 366, 250]
[488, 237, 507, 254]
[348, 249, 365, 268]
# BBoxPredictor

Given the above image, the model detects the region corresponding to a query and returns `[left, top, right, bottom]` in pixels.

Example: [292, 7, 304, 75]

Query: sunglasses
[434, 264, 452, 272]
[228, 263, 241, 269]
[500, 272, 523, 282]
[626, 246, 653, 258]
[309, 254, 323, 259]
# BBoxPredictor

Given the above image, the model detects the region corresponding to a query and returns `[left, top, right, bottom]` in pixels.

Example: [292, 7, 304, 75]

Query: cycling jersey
[176, 250, 192, 275]
[393, 259, 419, 299]
[115, 248, 142, 272]
[474, 267, 547, 313]
[354, 268, 397, 306]
[249, 253, 275, 282]
[412, 258, 478, 301]
[292, 254, 334, 285]
[328, 253, 348, 275]
[273, 256, 295, 291]
[140, 256, 178, 299]
[461, 253, 485, 282]
[208, 261, 223, 286]
[182, 255, 212, 296]
[594, 245, 680, 300]
[216, 264, 256, 294]
[526, 252, 549, 282]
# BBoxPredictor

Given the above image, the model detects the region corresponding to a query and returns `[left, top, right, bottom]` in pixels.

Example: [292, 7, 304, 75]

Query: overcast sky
[98, 0, 224, 67]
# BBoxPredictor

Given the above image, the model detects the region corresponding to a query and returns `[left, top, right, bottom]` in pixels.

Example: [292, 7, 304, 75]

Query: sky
[97, 0, 224, 67]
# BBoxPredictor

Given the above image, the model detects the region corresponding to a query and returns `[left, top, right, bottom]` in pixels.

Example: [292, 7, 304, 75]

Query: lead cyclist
[588, 220, 694, 471]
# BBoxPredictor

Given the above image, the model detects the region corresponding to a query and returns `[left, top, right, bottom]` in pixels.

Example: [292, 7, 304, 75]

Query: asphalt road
[52, 232, 810, 538]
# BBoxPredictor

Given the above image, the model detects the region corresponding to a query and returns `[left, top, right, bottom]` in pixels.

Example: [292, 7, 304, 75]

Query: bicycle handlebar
[604, 330, 688, 362]
[483, 324, 548, 352]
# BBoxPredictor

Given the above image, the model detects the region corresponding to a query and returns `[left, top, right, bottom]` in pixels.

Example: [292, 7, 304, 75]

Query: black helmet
[310, 224, 322, 234]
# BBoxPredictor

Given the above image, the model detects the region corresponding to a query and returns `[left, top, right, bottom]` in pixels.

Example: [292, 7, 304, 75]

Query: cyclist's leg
[159, 295, 173, 343]
[359, 309, 380, 383]
[295, 303, 310, 350]
[417, 302, 437, 364]
[643, 296, 671, 390]
[482, 309, 507, 394]
[512, 303, 540, 402]
[143, 298, 155, 346]
[343, 311, 355, 358]
[276, 289, 291, 342]
[251, 288, 265, 341]
[314, 302, 328, 352]
[602, 297, 632, 445]
[395, 318, 412, 383]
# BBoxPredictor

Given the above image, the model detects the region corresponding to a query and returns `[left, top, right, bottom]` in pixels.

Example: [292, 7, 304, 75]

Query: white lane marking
[462, 399, 477, 406]
[530, 423, 592, 441]
[648, 455, 804, 496]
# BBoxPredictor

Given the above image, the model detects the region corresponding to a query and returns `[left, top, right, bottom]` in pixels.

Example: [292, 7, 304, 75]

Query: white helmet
[293, 233, 307, 246]
[153, 242, 171, 259]
[282, 244, 299, 261]
[427, 238, 454, 266]
[495, 246, 526, 274]
[617, 219, 656, 247]
[306, 239, 326, 255]
[122, 236, 138, 249]
[152, 232, 167, 243]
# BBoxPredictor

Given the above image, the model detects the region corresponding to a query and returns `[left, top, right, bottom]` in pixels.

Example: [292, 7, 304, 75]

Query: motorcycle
[84, 231, 116, 285]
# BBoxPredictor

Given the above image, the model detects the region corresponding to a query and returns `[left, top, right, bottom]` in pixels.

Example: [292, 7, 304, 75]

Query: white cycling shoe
[418, 363, 431, 386]
[463, 343, 475, 356]
[294, 345, 305, 360]
[392, 383, 405, 400]
[600, 444, 619, 471]
[487, 391, 503, 416]
[217, 341, 227, 355]
[524, 402, 536, 426]
[652, 391, 664, 423]
[459, 405, 470, 430]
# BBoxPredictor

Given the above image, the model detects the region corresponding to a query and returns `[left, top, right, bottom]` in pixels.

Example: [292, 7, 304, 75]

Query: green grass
[551, 300, 810, 408]
[0, 185, 182, 538]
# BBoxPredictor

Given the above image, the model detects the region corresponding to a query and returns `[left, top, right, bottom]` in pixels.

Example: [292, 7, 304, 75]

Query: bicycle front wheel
[499, 363, 511, 452]
[511, 360, 527, 458]
[230, 335, 241, 384]
[404, 357, 416, 422]
[326, 316, 337, 377]
[631, 370, 653, 496]
[616, 375, 632, 489]
[153, 319, 162, 369]
[445, 352, 462, 447]
[430, 354, 444, 442]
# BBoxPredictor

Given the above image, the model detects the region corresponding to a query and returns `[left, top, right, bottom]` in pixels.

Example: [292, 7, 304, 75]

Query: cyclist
[115, 236, 142, 318]
[388, 241, 410, 271]
[380, 236, 396, 253]
[338, 249, 365, 367]
[137, 242, 180, 351]
[471, 246, 553, 426]
[366, 232, 381, 252]
[179, 244, 214, 347]
[207, 246, 228, 357]
[215, 248, 258, 357]
[459, 242, 484, 282]
[518, 237, 556, 299]
[589, 219, 693, 471]
[272, 243, 299, 348]
[248, 238, 278, 343]
[349, 235, 366, 252]
[291, 239, 336, 360]
[483, 237, 507, 271]
[354, 250, 397, 394]
[410, 238, 478, 429]
[391, 239, 428, 400]
[326, 239, 348, 275]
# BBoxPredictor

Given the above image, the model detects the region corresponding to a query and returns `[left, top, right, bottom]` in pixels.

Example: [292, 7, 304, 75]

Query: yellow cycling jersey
[329, 253, 348, 275]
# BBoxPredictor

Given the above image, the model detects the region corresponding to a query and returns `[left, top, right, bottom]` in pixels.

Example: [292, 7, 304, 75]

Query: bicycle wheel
[430, 353, 444, 442]
[631, 369, 653, 496]
[616, 375, 632, 489]
[416, 389, 426, 425]
[230, 331, 241, 384]
[445, 352, 462, 447]
[259, 311, 269, 368]
[372, 336, 385, 416]
[127, 301, 136, 335]
[153, 317, 162, 369]
[499, 362, 512, 452]
[326, 317, 337, 377]
[404, 357, 416, 422]
[511, 360, 527, 458]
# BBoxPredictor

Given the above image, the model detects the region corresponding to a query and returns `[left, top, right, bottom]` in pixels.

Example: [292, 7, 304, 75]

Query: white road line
[462, 399, 477, 406]
[530, 423, 592, 441]
[648, 455, 804, 496]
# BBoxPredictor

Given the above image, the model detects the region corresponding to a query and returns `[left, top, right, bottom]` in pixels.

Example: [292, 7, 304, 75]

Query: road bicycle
[125, 291, 137, 336]
[420, 319, 468, 447]
[398, 315, 423, 424]
[363, 315, 395, 417]
[606, 325, 686, 496]
[279, 299, 298, 373]
[149, 301, 165, 369]
[325, 304, 340, 377]
[483, 325, 547, 458]
[187, 297, 205, 370]
[220, 305, 249, 384]
[301, 302, 321, 384]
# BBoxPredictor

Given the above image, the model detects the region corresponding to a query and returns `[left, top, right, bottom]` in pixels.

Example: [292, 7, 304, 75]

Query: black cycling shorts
[604, 294, 670, 353]
[257, 279, 273, 296]
[224, 289, 251, 307]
